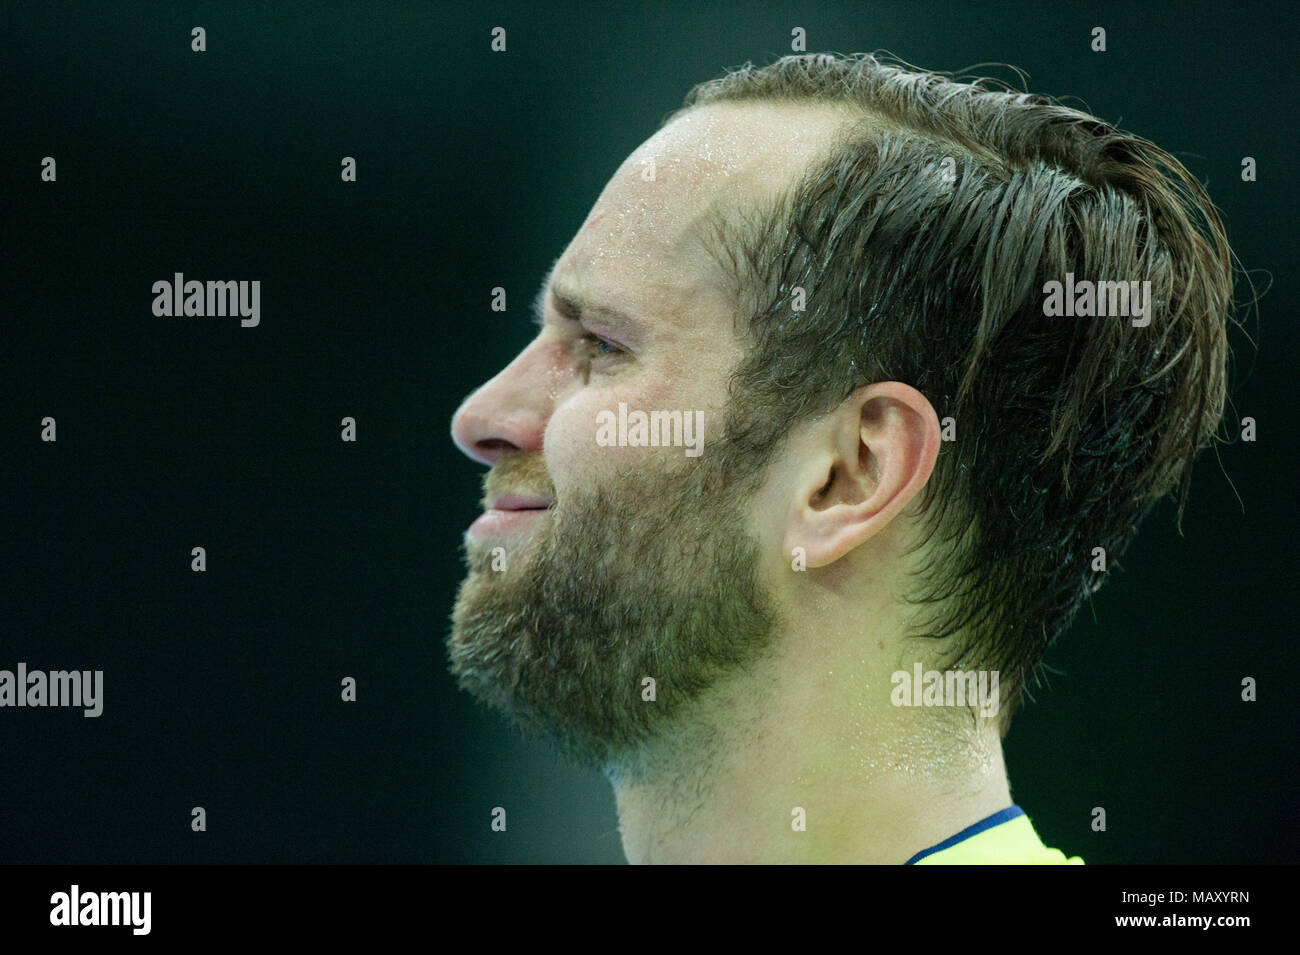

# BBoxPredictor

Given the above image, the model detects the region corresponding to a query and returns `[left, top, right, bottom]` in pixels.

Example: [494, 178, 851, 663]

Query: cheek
[544, 374, 701, 490]
[545, 384, 638, 489]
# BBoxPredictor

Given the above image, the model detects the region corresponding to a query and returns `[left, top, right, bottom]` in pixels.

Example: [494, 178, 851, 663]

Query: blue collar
[903, 805, 1024, 865]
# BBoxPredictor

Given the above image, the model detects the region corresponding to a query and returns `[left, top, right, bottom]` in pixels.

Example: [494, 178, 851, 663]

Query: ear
[780, 382, 941, 568]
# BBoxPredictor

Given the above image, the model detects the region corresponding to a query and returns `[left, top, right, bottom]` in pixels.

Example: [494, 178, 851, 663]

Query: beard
[447, 441, 782, 774]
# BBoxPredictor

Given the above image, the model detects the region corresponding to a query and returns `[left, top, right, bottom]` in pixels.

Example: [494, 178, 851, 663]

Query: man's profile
[446, 53, 1234, 864]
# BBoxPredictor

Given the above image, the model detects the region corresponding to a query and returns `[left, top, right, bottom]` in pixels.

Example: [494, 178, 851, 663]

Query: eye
[581, 331, 624, 359]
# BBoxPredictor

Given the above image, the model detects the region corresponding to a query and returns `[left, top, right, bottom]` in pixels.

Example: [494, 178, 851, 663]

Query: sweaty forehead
[557, 101, 856, 302]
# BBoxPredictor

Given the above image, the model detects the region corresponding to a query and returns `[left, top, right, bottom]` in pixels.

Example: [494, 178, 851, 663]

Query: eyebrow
[530, 262, 642, 335]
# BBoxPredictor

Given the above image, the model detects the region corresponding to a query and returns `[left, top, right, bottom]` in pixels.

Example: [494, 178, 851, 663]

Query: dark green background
[2, 0, 1295, 863]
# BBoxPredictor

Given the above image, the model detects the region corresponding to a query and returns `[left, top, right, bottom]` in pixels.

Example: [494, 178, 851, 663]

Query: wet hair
[668, 53, 1238, 733]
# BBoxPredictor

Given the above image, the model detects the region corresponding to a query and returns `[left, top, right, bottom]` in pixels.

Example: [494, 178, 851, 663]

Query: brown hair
[668, 53, 1237, 733]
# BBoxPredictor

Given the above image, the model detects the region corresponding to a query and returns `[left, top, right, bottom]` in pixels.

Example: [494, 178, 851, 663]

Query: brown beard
[447, 444, 781, 773]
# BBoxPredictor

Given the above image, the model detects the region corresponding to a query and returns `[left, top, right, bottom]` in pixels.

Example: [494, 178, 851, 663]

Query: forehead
[548, 101, 855, 313]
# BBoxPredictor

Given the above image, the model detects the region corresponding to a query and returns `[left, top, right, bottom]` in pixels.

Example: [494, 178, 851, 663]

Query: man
[447, 53, 1233, 864]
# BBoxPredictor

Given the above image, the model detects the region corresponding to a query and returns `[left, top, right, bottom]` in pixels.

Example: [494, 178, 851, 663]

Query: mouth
[488, 494, 554, 512]
[468, 492, 554, 538]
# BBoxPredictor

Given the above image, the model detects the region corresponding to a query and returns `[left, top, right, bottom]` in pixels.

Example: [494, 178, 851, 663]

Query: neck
[605, 630, 1012, 864]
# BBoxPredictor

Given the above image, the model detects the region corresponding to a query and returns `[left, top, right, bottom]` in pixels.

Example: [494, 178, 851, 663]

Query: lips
[469, 492, 553, 538]
[488, 493, 553, 511]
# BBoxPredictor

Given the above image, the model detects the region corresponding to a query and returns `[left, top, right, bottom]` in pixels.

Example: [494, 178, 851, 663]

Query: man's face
[447, 103, 850, 772]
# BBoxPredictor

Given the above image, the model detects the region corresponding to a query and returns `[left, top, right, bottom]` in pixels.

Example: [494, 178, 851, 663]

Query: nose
[450, 339, 553, 466]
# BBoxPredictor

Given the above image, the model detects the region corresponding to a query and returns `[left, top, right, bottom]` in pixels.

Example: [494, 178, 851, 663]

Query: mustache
[481, 453, 556, 510]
